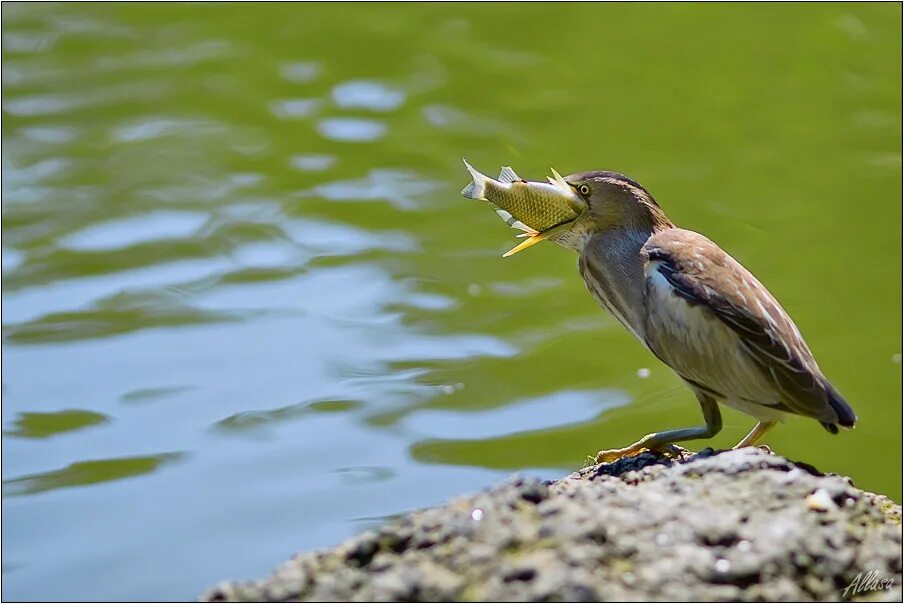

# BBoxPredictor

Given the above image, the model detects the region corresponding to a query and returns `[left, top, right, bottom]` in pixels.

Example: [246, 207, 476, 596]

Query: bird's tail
[819, 381, 856, 434]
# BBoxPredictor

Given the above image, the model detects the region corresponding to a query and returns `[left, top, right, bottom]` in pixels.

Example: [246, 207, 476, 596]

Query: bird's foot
[592, 443, 685, 465]
[593, 447, 636, 464]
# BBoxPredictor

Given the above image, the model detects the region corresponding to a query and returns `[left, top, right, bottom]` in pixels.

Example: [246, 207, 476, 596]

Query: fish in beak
[460, 159, 585, 257]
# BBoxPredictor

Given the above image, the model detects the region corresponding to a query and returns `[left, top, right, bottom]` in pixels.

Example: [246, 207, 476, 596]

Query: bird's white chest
[644, 261, 723, 349]
[643, 260, 780, 414]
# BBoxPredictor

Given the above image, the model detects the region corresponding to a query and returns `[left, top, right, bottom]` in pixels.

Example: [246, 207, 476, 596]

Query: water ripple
[422, 103, 512, 137]
[230, 241, 299, 268]
[113, 117, 224, 143]
[283, 218, 417, 254]
[2, 31, 57, 54]
[91, 40, 236, 72]
[270, 98, 321, 120]
[119, 386, 196, 405]
[279, 60, 321, 84]
[18, 125, 79, 144]
[2, 257, 235, 324]
[334, 466, 396, 484]
[3, 298, 241, 345]
[307, 169, 438, 209]
[59, 211, 209, 252]
[289, 154, 336, 172]
[214, 399, 362, 434]
[331, 80, 405, 112]
[2, 248, 26, 273]
[2, 157, 70, 189]
[3, 81, 170, 117]
[316, 117, 387, 142]
[401, 389, 628, 441]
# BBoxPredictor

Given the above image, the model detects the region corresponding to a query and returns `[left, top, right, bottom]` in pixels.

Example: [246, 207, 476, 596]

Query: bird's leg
[733, 420, 776, 449]
[594, 395, 722, 463]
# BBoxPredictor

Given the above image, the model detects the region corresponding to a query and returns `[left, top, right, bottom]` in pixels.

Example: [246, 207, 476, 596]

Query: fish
[460, 159, 586, 256]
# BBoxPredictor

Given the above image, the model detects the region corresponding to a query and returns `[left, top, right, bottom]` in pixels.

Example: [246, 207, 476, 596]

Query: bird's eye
[578, 184, 590, 196]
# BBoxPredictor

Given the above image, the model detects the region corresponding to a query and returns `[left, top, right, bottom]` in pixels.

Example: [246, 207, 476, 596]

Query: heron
[463, 164, 856, 462]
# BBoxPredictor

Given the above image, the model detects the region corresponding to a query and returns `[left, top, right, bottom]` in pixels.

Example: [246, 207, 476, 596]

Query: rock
[200, 448, 902, 602]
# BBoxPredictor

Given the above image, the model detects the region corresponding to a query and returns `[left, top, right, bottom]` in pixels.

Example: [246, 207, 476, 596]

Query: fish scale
[483, 182, 576, 232]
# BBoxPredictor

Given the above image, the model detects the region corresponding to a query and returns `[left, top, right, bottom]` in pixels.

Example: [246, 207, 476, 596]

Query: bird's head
[550, 171, 674, 250]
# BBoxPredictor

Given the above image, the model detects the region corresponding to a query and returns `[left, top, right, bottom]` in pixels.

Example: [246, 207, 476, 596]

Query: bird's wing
[642, 229, 835, 422]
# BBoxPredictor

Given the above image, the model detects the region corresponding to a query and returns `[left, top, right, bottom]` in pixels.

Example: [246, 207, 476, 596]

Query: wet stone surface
[201, 448, 902, 602]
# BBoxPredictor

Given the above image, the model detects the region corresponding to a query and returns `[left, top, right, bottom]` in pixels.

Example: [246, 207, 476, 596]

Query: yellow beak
[502, 221, 573, 258]
[502, 232, 551, 257]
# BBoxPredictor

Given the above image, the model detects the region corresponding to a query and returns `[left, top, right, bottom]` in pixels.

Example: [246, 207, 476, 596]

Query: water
[2, 3, 900, 600]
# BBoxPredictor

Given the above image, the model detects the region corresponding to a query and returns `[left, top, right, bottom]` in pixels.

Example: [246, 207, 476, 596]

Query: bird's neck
[578, 226, 660, 343]
[644, 204, 675, 233]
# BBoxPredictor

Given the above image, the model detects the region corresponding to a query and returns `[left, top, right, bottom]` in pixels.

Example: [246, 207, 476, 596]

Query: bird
[543, 171, 856, 463]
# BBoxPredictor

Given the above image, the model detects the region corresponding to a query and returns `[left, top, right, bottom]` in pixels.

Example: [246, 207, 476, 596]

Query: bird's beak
[502, 232, 547, 257]
[502, 220, 577, 257]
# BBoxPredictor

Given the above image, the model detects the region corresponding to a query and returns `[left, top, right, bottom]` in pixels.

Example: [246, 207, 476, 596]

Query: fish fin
[550, 167, 586, 214]
[461, 158, 488, 200]
[497, 166, 521, 184]
[493, 207, 536, 233]
[549, 167, 571, 192]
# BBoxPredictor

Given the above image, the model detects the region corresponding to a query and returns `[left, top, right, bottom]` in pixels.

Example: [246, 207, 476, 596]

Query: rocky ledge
[202, 448, 901, 602]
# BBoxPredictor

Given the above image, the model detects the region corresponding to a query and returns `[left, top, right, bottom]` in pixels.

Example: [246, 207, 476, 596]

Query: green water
[2, 3, 901, 600]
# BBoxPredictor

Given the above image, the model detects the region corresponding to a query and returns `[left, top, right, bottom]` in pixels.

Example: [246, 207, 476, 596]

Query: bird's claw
[592, 443, 685, 465]
[656, 443, 688, 458]
[593, 448, 636, 464]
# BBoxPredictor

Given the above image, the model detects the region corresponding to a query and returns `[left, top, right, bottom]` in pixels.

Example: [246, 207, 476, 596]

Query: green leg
[595, 394, 722, 463]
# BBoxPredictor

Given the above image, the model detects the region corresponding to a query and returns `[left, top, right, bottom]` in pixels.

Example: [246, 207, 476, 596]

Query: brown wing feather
[643, 229, 852, 426]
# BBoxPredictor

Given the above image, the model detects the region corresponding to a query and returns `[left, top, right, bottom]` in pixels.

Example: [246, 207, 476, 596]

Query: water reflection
[289, 154, 336, 172]
[3, 257, 235, 324]
[4, 297, 239, 344]
[113, 117, 224, 143]
[18, 125, 79, 144]
[279, 60, 321, 84]
[59, 211, 209, 251]
[269, 98, 321, 120]
[316, 117, 387, 142]
[401, 389, 628, 441]
[119, 386, 196, 405]
[216, 399, 363, 436]
[4, 453, 186, 497]
[331, 80, 405, 112]
[307, 169, 438, 209]
[5, 410, 109, 439]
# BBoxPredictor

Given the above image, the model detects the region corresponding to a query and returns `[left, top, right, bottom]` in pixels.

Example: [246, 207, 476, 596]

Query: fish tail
[461, 158, 489, 200]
